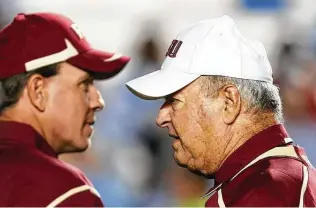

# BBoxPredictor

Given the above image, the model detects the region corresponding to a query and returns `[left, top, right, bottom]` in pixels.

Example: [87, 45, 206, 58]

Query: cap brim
[125, 70, 200, 100]
[67, 49, 130, 79]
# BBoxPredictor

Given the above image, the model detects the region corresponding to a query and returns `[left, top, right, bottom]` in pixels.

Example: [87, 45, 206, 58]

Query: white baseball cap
[126, 15, 273, 100]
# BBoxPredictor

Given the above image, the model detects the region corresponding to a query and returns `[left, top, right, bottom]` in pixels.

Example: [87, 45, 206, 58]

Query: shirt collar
[214, 124, 290, 185]
[0, 121, 57, 158]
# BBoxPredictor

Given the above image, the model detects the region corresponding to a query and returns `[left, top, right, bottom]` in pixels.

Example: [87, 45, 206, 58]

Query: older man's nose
[156, 103, 171, 128]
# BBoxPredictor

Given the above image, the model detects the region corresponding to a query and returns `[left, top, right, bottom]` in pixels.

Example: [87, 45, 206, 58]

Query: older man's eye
[167, 98, 184, 110]
[166, 98, 177, 104]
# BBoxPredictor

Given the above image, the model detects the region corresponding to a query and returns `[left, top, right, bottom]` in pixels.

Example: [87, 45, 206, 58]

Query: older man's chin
[174, 157, 214, 178]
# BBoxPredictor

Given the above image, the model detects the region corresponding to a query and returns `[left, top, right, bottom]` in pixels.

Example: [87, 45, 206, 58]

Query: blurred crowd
[1, 0, 316, 206]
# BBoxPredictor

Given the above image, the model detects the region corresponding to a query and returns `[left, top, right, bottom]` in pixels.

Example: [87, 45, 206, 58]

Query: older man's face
[156, 78, 225, 176]
[42, 62, 104, 154]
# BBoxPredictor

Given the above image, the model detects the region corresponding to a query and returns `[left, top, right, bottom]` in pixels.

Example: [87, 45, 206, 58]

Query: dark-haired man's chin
[75, 141, 91, 153]
[58, 141, 91, 154]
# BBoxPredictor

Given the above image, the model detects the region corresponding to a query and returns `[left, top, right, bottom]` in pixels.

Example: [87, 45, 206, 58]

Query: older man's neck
[220, 112, 279, 168]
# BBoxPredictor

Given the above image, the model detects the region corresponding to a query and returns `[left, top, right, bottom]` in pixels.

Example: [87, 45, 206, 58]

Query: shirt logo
[166, 40, 182, 58]
[71, 24, 85, 39]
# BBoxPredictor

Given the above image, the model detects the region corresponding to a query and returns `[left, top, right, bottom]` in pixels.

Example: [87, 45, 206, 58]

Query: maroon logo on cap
[166, 40, 182, 58]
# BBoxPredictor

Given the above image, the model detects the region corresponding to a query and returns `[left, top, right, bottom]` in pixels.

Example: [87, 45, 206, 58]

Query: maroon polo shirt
[205, 124, 316, 207]
[0, 121, 104, 207]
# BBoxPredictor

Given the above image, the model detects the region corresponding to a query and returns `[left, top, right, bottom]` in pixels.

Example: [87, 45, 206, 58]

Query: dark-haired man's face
[42, 62, 104, 154]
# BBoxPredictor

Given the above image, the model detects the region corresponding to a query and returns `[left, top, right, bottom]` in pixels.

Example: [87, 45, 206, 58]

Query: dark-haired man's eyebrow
[77, 74, 93, 85]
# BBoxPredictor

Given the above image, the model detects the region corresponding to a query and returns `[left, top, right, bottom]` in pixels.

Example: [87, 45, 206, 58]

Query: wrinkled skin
[156, 78, 229, 176]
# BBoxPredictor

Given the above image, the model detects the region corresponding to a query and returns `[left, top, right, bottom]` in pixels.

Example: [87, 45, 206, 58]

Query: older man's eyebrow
[165, 94, 174, 100]
[165, 95, 183, 102]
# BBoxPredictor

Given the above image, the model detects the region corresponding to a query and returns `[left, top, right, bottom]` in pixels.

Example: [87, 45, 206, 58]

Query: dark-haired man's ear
[26, 74, 47, 112]
[219, 85, 241, 125]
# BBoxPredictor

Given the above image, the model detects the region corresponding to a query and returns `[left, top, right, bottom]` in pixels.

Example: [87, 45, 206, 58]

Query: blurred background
[1, 0, 316, 206]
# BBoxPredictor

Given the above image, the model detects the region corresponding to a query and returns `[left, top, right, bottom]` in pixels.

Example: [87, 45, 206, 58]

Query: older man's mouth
[169, 134, 180, 139]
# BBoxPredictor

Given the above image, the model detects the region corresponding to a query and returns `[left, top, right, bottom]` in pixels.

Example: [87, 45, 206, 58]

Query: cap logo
[71, 24, 85, 39]
[166, 40, 182, 58]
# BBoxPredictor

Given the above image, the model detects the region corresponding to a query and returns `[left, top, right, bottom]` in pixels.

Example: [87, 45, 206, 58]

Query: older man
[126, 16, 316, 207]
[0, 12, 130, 206]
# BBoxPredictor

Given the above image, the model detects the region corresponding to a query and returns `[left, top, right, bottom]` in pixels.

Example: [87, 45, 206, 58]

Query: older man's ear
[219, 85, 241, 125]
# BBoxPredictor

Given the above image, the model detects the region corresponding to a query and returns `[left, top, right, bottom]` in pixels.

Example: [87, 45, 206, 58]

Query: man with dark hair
[0, 12, 130, 206]
[126, 16, 316, 207]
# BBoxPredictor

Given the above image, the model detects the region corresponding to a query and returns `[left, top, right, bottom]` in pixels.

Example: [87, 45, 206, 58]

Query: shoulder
[1, 149, 101, 206]
[4, 148, 92, 187]
[246, 157, 303, 193]
[256, 157, 303, 183]
[233, 157, 303, 206]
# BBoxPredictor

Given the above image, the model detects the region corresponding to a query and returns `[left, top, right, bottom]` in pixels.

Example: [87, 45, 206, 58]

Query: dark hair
[0, 63, 60, 112]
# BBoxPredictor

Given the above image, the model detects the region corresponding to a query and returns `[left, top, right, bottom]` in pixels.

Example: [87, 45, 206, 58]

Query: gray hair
[201, 76, 284, 124]
[0, 63, 60, 113]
